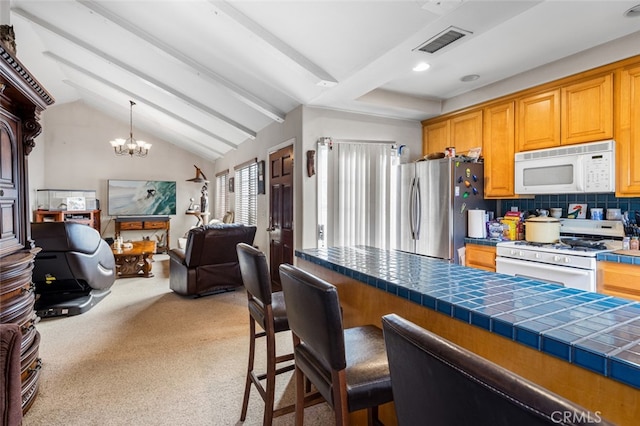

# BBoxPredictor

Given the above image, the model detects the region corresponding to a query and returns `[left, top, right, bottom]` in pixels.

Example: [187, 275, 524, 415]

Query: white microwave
[515, 140, 615, 194]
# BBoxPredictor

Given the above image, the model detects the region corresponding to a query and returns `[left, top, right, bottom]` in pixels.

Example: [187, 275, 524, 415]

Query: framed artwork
[228, 177, 235, 193]
[257, 160, 265, 194]
[108, 180, 176, 216]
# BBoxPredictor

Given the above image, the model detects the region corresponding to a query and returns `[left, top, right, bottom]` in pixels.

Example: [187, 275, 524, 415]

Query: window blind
[235, 161, 258, 226]
[215, 171, 229, 220]
[317, 139, 397, 249]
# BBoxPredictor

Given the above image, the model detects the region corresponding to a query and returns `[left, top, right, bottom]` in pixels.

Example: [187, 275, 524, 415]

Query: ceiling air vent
[414, 26, 472, 54]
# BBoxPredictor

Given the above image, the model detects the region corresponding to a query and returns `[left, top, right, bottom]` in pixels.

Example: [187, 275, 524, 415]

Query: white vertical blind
[317, 139, 397, 249]
[215, 171, 228, 219]
[235, 161, 258, 225]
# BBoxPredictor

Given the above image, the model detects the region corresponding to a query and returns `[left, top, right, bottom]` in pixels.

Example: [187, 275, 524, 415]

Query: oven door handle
[496, 257, 591, 276]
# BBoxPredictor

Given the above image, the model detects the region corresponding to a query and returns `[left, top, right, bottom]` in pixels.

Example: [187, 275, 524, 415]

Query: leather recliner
[31, 221, 116, 317]
[381, 313, 613, 426]
[168, 224, 257, 297]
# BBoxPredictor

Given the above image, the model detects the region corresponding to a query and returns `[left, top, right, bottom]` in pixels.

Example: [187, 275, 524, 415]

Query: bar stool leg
[263, 323, 277, 425]
[294, 365, 306, 426]
[240, 317, 256, 421]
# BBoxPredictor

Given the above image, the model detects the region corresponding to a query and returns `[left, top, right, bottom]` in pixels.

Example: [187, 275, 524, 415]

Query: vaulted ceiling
[10, 1, 640, 161]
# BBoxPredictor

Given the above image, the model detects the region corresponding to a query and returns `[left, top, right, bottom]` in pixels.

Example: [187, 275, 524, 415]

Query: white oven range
[495, 219, 624, 292]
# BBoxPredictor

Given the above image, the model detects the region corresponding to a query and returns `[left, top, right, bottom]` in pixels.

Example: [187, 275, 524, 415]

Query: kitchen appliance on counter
[495, 219, 625, 292]
[392, 158, 495, 264]
[515, 140, 615, 194]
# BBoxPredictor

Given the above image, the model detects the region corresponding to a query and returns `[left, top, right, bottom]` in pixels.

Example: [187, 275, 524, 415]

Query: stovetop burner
[513, 239, 609, 252]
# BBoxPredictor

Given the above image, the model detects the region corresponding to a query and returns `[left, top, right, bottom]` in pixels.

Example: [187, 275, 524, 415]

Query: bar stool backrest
[382, 314, 614, 426]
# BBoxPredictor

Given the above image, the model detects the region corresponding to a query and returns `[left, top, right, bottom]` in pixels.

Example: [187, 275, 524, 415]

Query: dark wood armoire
[0, 40, 54, 413]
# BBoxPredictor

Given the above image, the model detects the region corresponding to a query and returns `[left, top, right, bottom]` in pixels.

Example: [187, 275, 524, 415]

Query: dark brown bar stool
[279, 264, 393, 426]
[236, 243, 295, 425]
[381, 313, 614, 426]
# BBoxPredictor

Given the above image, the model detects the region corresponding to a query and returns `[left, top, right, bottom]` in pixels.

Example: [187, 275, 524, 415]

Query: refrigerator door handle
[409, 177, 416, 239]
[414, 178, 421, 239]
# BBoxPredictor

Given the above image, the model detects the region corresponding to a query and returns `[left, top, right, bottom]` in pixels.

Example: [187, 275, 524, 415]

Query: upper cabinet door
[616, 63, 640, 196]
[561, 73, 613, 145]
[450, 110, 483, 155]
[483, 101, 515, 198]
[517, 89, 561, 152]
[423, 120, 449, 155]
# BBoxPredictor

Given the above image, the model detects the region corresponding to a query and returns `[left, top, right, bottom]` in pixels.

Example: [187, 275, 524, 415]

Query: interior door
[268, 145, 294, 291]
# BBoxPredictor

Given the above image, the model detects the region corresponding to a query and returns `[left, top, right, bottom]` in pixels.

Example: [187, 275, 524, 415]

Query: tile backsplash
[501, 194, 640, 223]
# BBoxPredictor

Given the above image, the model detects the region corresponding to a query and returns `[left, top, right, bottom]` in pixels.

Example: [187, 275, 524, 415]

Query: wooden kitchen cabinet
[516, 88, 561, 151]
[616, 62, 640, 196]
[423, 119, 449, 155]
[483, 101, 516, 198]
[598, 260, 640, 302]
[423, 110, 482, 156]
[465, 244, 496, 272]
[561, 73, 613, 145]
[450, 110, 483, 155]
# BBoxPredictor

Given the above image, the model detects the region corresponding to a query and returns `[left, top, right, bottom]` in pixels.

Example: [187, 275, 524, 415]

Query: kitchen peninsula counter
[296, 246, 640, 426]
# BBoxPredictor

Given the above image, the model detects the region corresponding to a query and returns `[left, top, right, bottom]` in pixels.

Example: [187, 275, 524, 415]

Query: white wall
[212, 106, 303, 252]
[29, 101, 214, 247]
[212, 105, 422, 254]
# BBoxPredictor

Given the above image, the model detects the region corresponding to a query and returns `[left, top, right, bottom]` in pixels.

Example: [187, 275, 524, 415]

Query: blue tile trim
[464, 237, 500, 247]
[295, 246, 640, 390]
[574, 345, 608, 375]
[597, 253, 640, 265]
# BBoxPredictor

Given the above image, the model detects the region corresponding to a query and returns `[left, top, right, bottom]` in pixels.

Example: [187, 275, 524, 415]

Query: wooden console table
[114, 216, 170, 253]
[111, 240, 156, 278]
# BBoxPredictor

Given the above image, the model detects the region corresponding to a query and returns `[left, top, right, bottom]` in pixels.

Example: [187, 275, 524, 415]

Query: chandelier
[109, 100, 151, 157]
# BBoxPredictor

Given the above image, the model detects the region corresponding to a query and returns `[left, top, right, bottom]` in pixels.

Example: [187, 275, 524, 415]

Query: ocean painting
[108, 180, 177, 216]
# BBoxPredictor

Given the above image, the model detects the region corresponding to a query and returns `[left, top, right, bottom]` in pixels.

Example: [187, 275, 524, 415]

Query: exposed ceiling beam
[12, 6, 257, 140]
[44, 51, 232, 154]
[211, 0, 338, 87]
[63, 80, 225, 160]
[76, 0, 286, 124]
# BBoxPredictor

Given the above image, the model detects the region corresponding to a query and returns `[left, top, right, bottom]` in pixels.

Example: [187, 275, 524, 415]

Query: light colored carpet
[22, 255, 334, 426]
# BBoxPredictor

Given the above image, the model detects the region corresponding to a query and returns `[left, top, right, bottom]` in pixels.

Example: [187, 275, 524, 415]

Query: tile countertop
[295, 246, 640, 390]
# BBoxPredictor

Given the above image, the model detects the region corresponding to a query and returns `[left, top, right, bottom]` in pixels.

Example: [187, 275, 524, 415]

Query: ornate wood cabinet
[0, 43, 54, 414]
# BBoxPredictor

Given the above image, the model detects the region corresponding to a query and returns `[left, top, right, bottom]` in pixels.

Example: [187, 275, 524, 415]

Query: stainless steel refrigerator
[392, 158, 495, 264]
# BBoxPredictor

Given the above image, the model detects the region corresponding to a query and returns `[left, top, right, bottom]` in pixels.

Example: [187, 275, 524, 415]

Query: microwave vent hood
[515, 140, 614, 161]
[515, 140, 615, 195]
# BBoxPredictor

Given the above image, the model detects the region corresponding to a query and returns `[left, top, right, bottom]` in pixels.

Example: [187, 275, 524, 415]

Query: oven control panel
[496, 245, 597, 270]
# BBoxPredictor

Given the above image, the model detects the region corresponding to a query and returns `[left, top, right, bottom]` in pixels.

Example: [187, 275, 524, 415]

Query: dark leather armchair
[168, 224, 256, 297]
[381, 313, 613, 426]
[32, 222, 116, 317]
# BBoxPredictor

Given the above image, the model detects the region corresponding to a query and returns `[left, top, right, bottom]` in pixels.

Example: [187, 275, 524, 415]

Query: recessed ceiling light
[413, 62, 431, 72]
[460, 74, 480, 82]
[624, 4, 640, 17]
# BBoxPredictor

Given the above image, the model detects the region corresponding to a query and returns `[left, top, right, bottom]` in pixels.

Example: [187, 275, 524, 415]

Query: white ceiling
[9, 0, 640, 161]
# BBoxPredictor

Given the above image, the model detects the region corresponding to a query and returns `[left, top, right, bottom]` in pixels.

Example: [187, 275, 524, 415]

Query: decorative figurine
[200, 185, 209, 213]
